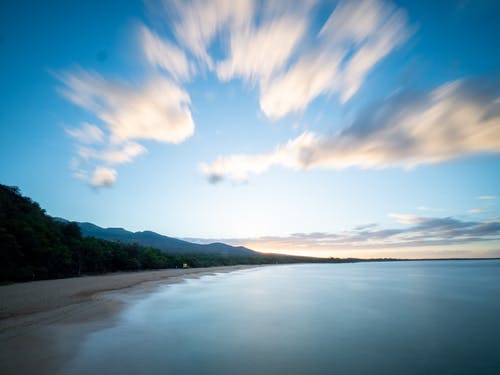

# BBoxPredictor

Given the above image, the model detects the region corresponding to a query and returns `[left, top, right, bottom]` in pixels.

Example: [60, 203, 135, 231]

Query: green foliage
[0, 184, 347, 283]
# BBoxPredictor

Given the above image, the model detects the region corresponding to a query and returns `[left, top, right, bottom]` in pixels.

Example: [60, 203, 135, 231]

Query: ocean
[63, 260, 500, 374]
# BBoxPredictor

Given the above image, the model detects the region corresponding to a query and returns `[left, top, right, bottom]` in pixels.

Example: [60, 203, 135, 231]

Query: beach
[0, 266, 257, 374]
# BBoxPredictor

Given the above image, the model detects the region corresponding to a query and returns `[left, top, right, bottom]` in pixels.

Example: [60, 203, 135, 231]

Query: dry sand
[0, 265, 259, 374]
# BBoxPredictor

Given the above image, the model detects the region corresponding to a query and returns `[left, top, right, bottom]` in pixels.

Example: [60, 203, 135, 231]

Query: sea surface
[63, 260, 500, 374]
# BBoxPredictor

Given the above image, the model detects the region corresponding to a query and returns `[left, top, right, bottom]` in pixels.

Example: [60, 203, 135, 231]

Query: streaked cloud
[59, 70, 194, 144]
[59, 68, 194, 187]
[166, 0, 254, 68]
[59, 0, 498, 190]
[477, 195, 497, 200]
[60, 0, 415, 186]
[259, 0, 410, 118]
[191, 215, 500, 258]
[216, 3, 313, 85]
[468, 208, 490, 214]
[77, 142, 147, 166]
[140, 25, 193, 81]
[163, 0, 408, 119]
[201, 78, 500, 183]
[66, 122, 104, 144]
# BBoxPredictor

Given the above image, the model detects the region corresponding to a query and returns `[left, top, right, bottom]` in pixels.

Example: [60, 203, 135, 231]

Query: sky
[1, 0, 499, 258]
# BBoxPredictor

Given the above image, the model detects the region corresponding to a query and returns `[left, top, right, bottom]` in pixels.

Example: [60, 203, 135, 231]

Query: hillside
[74, 222, 256, 256]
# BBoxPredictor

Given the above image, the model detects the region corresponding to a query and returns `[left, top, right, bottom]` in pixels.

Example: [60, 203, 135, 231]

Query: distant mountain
[69, 221, 258, 256]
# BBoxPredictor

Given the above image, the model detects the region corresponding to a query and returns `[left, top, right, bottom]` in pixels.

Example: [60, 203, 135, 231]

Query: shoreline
[0, 265, 261, 374]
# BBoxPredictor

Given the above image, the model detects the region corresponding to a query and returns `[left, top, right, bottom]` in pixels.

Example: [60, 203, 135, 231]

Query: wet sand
[0, 266, 259, 374]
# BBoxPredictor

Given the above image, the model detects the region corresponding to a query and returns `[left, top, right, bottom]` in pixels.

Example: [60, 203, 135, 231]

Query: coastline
[0, 265, 260, 374]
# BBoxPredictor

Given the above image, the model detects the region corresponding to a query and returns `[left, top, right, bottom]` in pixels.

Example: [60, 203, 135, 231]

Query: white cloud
[202, 78, 500, 182]
[199, 131, 317, 183]
[337, 7, 409, 103]
[468, 209, 490, 214]
[59, 68, 194, 187]
[417, 206, 444, 212]
[91, 167, 117, 187]
[59, 70, 194, 144]
[167, 0, 254, 67]
[77, 142, 147, 165]
[101, 142, 148, 164]
[259, 0, 410, 119]
[66, 122, 104, 144]
[156, 0, 409, 121]
[388, 213, 420, 225]
[477, 196, 497, 200]
[259, 53, 343, 119]
[140, 25, 193, 81]
[216, 11, 309, 85]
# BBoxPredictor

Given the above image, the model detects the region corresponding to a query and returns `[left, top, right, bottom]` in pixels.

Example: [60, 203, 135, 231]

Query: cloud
[216, 6, 311, 85]
[60, 0, 416, 187]
[195, 215, 500, 258]
[417, 206, 444, 212]
[59, 68, 194, 187]
[468, 209, 490, 214]
[259, 0, 410, 119]
[477, 195, 497, 200]
[59, 70, 194, 144]
[163, 0, 408, 119]
[201, 78, 500, 182]
[140, 25, 193, 81]
[77, 141, 147, 165]
[91, 167, 117, 187]
[66, 122, 104, 144]
[388, 213, 420, 225]
[166, 0, 254, 67]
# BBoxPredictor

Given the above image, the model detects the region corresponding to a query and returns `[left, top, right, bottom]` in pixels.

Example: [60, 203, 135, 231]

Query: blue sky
[1, 0, 499, 258]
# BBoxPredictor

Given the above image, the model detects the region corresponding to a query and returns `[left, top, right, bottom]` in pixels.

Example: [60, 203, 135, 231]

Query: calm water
[63, 261, 500, 374]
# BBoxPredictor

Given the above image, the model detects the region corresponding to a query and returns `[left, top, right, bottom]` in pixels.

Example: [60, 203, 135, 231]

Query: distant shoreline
[2, 256, 499, 287]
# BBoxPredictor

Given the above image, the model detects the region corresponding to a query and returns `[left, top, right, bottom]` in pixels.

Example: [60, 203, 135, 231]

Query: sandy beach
[0, 265, 258, 374]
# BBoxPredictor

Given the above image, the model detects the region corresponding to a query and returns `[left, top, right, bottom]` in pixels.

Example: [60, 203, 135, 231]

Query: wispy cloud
[65, 122, 104, 144]
[59, 71, 194, 144]
[468, 208, 490, 214]
[477, 195, 497, 200]
[59, 69, 194, 187]
[259, 0, 410, 119]
[201, 78, 500, 183]
[165, 0, 254, 68]
[58, 0, 499, 188]
[216, 1, 315, 87]
[192, 215, 500, 258]
[163, 0, 409, 119]
[216, 13, 308, 85]
[76, 142, 147, 166]
[140, 25, 194, 81]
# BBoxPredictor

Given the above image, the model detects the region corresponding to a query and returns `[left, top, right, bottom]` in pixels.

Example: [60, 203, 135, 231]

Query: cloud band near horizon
[185, 214, 500, 259]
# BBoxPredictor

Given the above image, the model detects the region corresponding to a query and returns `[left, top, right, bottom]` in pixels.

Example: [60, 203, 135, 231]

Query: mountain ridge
[55, 219, 258, 256]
